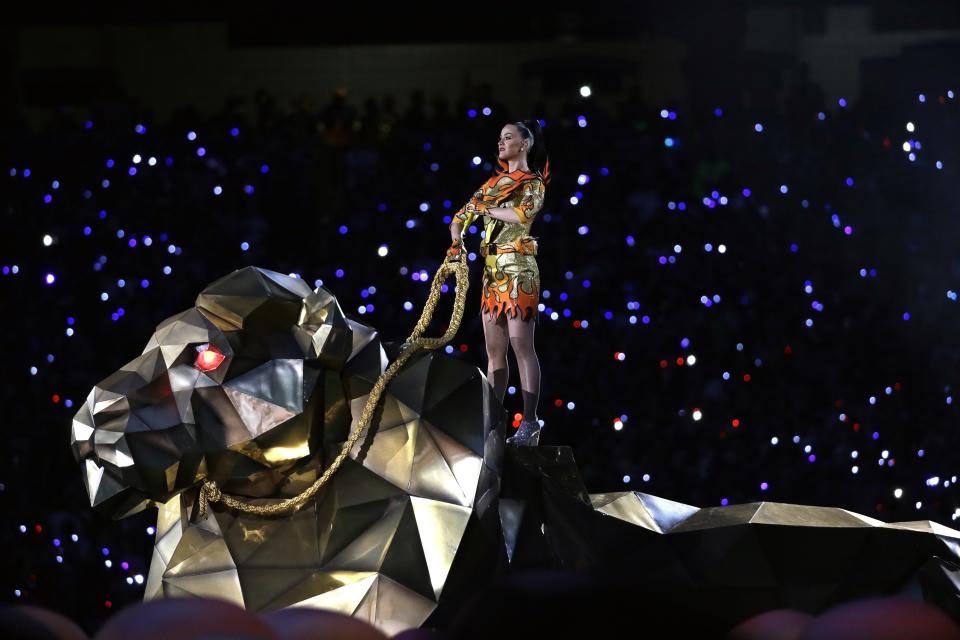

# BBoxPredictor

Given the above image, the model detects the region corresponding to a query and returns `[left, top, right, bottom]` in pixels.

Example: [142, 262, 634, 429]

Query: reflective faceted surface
[73, 266, 507, 635]
[503, 445, 960, 628]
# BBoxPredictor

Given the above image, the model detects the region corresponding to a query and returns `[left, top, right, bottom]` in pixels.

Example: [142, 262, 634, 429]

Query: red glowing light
[675, 357, 684, 366]
[743, 374, 751, 382]
[784, 345, 792, 355]
[573, 320, 581, 328]
[34, 524, 42, 533]
[52, 394, 60, 403]
[513, 413, 523, 421]
[853, 423, 860, 432]
[458, 344, 468, 352]
[194, 344, 225, 372]
[105, 600, 112, 608]
[554, 399, 563, 407]
[731, 419, 740, 428]
[659, 360, 668, 368]
[894, 382, 902, 391]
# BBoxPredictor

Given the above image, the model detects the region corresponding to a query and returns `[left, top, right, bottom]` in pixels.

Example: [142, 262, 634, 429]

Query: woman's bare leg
[481, 308, 510, 405]
[507, 311, 540, 423]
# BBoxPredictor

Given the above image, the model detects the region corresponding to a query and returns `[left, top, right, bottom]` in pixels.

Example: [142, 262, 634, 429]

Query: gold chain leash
[198, 254, 470, 518]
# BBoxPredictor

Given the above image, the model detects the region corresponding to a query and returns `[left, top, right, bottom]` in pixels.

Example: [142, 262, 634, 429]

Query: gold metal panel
[409, 497, 472, 599]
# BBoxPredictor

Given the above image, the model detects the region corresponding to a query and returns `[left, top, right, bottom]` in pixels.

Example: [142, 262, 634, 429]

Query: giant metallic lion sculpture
[70, 266, 506, 634]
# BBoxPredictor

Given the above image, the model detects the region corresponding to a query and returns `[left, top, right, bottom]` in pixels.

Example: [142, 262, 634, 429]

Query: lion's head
[70, 266, 357, 518]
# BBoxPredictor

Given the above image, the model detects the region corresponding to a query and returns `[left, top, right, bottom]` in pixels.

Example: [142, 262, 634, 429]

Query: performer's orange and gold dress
[451, 166, 547, 323]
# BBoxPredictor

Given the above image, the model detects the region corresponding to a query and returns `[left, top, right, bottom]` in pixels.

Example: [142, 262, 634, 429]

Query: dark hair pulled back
[496, 119, 552, 186]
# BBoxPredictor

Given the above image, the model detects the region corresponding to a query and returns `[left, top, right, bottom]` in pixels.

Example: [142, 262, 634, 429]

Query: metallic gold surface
[502, 446, 960, 624]
[197, 253, 472, 518]
[73, 266, 506, 635]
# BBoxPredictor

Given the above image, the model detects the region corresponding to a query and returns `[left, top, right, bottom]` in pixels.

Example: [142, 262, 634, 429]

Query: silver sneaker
[506, 419, 542, 446]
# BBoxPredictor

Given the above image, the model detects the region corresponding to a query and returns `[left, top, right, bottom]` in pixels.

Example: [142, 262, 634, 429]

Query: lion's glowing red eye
[194, 343, 225, 372]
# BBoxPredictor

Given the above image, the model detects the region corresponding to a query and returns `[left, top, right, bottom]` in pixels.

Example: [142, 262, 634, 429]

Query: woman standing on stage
[446, 119, 551, 446]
